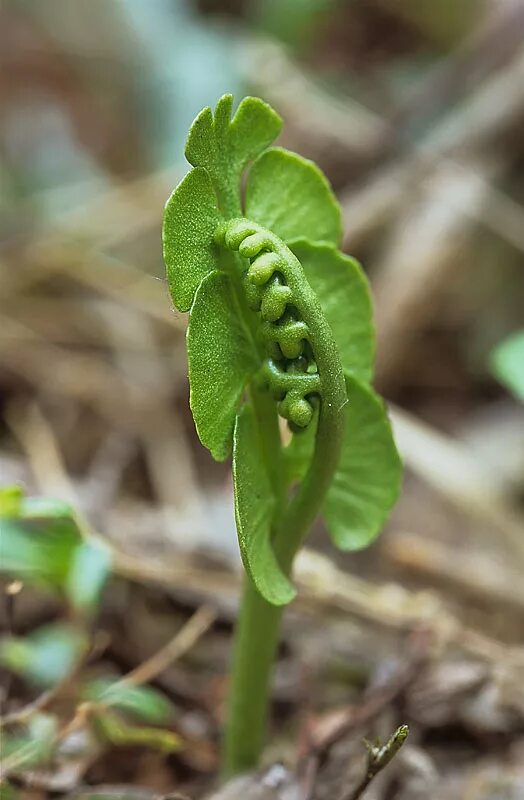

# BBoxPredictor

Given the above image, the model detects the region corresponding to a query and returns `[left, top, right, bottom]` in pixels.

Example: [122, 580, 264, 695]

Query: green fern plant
[163, 94, 402, 776]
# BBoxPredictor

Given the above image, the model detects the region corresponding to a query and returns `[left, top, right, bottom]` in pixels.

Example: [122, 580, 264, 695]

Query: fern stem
[223, 577, 283, 775]
[223, 225, 346, 775]
[223, 388, 344, 775]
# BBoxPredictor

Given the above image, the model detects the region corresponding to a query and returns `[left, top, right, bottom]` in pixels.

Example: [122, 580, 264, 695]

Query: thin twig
[112, 543, 524, 671]
[338, 725, 409, 800]
[296, 644, 419, 800]
[0, 688, 56, 728]
[119, 605, 216, 688]
[308, 633, 426, 759]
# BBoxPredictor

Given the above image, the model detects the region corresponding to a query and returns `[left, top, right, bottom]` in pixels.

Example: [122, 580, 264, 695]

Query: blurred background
[1, 1, 524, 798]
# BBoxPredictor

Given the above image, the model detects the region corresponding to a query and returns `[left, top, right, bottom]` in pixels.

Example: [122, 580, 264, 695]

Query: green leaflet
[233, 404, 295, 606]
[163, 167, 221, 312]
[92, 710, 182, 753]
[1, 714, 57, 775]
[66, 538, 111, 612]
[290, 239, 375, 384]
[187, 271, 259, 461]
[0, 623, 87, 688]
[83, 678, 172, 724]
[1, 496, 111, 611]
[246, 147, 342, 245]
[185, 94, 282, 215]
[323, 373, 402, 550]
[489, 329, 524, 402]
[13, 496, 73, 518]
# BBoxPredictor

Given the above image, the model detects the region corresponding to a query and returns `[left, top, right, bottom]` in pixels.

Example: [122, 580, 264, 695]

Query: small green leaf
[0, 714, 57, 774]
[67, 539, 112, 612]
[92, 710, 182, 753]
[290, 239, 374, 383]
[83, 678, 172, 724]
[323, 373, 402, 550]
[245, 147, 342, 245]
[184, 105, 215, 176]
[227, 97, 283, 173]
[185, 95, 282, 214]
[489, 329, 524, 402]
[1, 510, 83, 587]
[233, 405, 295, 605]
[187, 271, 259, 460]
[213, 93, 235, 141]
[163, 167, 221, 312]
[0, 623, 87, 688]
[21, 496, 73, 518]
[1, 496, 110, 610]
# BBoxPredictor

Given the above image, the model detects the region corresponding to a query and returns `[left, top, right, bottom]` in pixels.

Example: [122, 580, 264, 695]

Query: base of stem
[222, 576, 284, 776]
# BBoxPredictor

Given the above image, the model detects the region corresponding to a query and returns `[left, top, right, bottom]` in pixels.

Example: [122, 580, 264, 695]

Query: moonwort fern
[163, 94, 402, 775]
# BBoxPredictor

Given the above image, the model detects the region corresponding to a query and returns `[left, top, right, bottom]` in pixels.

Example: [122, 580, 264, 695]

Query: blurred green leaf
[67, 540, 112, 612]
[0, 623, 87, 688]
[92, 710, 182, 753]
[1, 493, 111, 610]
[0, 713, 57, 775]
[21, 496, 74, 518]
[187, 271, 259, 460]
[233, 404, 295, 606]
[489, 329, 524, 403]
[83, 678, 172, 724]
[290, 239, 374, 383]
[1, 513, 82, 586]
[0, 485, 23, 517]
[323, 373, 402, 550]
[246, 148, 341, 245]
